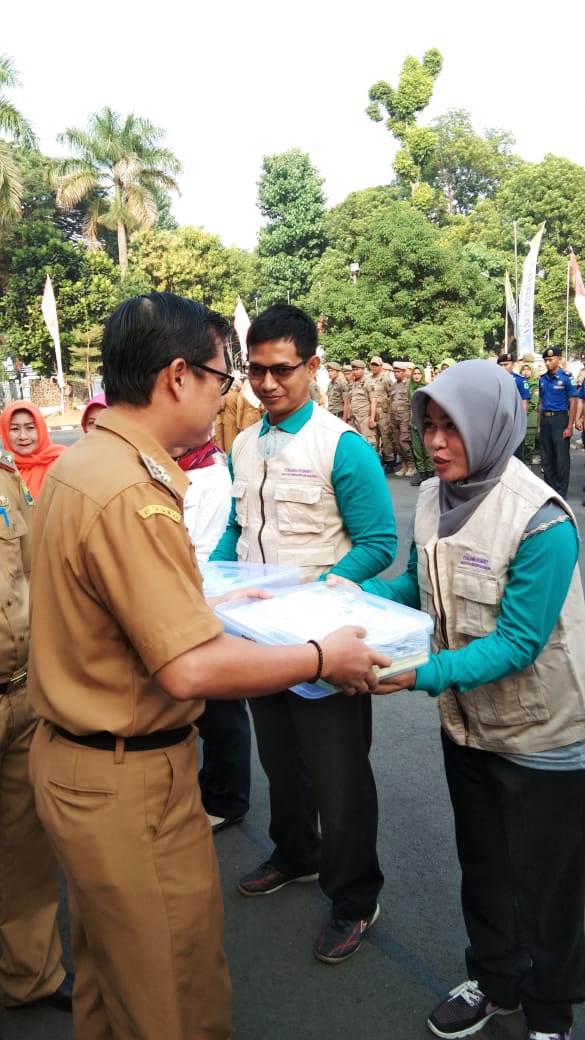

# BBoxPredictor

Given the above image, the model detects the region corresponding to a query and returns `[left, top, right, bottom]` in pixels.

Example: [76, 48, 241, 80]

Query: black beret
[496, 353, 512, 364]
[542, 346, 562, 358]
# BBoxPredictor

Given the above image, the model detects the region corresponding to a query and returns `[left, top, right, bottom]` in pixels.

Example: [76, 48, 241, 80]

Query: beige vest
[231, 405, 355, 583]
[414, 456, 585, 753]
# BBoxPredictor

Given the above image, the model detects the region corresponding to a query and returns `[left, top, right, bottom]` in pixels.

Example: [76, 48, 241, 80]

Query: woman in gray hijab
[329, 360, 585, 1040]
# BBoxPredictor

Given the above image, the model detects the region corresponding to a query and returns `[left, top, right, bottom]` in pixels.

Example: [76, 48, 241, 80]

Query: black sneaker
[237, 859, 318, 896]
[410, 471, 424, 486]
[313, 903, 379, 964]
[427, 980, 520, 1038]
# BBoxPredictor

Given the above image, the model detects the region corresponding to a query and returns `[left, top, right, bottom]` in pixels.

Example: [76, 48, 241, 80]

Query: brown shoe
[394, 466, 406, 477]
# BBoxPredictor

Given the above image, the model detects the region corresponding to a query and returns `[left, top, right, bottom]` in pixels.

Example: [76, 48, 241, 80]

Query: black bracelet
[307, 639, 324, 684]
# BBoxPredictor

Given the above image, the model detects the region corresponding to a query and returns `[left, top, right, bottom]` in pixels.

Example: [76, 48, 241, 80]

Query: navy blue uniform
[512, 371, 531, 402]
[539, 369, 578, 498]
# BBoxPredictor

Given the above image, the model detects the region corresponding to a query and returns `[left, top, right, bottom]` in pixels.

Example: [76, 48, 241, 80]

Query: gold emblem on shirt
[138, 505, 181, 523]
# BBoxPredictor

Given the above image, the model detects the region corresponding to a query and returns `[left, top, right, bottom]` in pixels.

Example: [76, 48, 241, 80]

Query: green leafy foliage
[307, 196, 502, 365]
[257, 149, 327, 304]
[128, 225, 259, 316]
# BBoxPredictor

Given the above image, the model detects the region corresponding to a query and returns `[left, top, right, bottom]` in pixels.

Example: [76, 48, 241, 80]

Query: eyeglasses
[192, 363, 234, 396]
[247, 361, 306, 381]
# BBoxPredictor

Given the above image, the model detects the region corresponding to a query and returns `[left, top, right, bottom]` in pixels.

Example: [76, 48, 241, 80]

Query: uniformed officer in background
[539, 344, 578, 498]
[390, 361, 415, 477]
[497, 353, 531, 459]
[0, 451, 72, 1014]
[520, 354, 539, 467]
[325, 361, 348, 418]
[27, 292, 388, 1040]
[345, 359, 376, 445]
[368, 356, 394, 470]
[342, 363, 354, 385]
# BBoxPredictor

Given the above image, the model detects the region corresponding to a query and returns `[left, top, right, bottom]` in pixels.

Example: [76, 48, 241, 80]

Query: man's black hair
[102, 292, 226, 406]
[246, 304, 318, 362]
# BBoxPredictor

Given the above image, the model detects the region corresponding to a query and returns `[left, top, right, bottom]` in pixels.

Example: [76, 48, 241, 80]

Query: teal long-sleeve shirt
[210, 400, 397, 582]
[362, 510, 579, 697]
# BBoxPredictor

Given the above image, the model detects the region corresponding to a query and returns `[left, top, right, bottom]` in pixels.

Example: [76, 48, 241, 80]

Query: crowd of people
[0, 294, 583, 1040]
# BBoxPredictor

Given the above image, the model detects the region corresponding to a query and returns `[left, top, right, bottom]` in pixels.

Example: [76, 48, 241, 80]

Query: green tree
[429, 111, 516, 217]
[0, 54, 37, 227]
[128, 225, 259, 315]
[68, 324, 103, 392]
[308, 200, 502, 365]
[256, 148, 327, 304]
[56, 107, 182, 273]
[366, 49, 443, 203]
[0, 224, 121, 374]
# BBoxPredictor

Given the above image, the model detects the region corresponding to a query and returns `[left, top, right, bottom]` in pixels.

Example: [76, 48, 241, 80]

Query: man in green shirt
[211, 305, 397, 965]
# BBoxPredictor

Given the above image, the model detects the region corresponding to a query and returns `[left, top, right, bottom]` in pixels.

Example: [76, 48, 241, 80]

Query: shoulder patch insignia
[0, 449, 16, 474]
[138, 504, 181, 523]
[139, 452, 173, 488]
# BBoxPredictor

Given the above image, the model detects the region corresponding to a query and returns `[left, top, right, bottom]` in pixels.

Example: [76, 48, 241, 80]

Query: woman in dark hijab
[330, 360, 585, 1040]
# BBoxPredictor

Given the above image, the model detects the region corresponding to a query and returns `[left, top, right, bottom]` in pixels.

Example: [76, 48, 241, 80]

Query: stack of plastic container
[214, 582, 433, 699]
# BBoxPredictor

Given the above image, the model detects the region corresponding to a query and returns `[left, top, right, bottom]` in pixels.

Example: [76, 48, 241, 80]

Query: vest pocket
[469, 667, 551, 727]
[453, 569, 499, 637]
[274, 483, 325, 534]
[232, 479, 248, 526]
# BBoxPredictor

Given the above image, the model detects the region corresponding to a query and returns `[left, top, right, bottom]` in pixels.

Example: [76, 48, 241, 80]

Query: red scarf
[176, 439, 220, 472]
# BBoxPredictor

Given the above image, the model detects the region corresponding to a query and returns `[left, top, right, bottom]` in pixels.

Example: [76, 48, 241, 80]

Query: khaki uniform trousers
[375, 410, 395, 462]
[351, 411, 377, 447]
[30, 722, 231, 1040]
[390, 411, 414, 468]
[0, 687, 63, 1006]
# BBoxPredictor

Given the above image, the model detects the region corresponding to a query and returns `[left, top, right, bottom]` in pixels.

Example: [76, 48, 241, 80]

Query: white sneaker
[529, 1031, 573, 1040]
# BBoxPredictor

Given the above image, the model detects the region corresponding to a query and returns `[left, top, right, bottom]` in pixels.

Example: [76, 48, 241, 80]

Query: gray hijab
[410, 360, 527, 537]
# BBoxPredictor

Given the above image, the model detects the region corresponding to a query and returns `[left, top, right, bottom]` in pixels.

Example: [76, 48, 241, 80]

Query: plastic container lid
[215, 582, 433, 699]
[201, 561, 300, 598]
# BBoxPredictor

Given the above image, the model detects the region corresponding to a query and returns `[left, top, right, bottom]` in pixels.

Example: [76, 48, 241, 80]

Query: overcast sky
[4, 0, 582, 249]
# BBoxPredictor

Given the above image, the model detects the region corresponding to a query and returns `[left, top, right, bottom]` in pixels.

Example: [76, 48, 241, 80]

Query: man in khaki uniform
[389, 361, 416, 476]
[0, 450, 72, 1013]
[27, 292, 389, 1040]
[368, 356, 394, 469]
[345, 359, 376, 446]
[326, 361, 348, 418]
[343, 363, 354, 386]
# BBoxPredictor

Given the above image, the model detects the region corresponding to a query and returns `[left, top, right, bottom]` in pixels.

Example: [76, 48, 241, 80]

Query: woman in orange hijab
[0, 402, 65, 499]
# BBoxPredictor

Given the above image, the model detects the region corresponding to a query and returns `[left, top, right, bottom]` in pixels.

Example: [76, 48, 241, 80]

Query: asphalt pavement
[2, 450, 585, 1040]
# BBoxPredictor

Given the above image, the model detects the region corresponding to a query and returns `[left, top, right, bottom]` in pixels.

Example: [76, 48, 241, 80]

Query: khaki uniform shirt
[370, 373, 391, 415]
[28, 410, 222, 736]
[0, 455, 34, 679]
[390, 379, 410, 416]
[349, 376, 374, 419]
[326, 377, 348, 416]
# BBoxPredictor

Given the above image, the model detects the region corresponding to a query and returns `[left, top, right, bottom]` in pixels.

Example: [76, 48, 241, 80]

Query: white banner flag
[504, 271, 517, 336]
[234, 296, 251, 364]
[517, 223, 545, 356]
[570, 250, 585, 328]
[41, 274, 65, 390]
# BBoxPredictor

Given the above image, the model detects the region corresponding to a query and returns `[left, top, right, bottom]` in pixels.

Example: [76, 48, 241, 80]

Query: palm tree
[56, 107, 182, 273]
[0, 54, 37, 226]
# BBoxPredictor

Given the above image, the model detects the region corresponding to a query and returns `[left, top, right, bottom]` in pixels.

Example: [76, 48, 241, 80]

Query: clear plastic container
[215, 582, 433, 699]
[201, 561, 300, 598]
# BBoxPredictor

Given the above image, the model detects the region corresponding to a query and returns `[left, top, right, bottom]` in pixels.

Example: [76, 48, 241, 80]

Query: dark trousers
[249, 691, 383, 920]
[442, 729, 585, 1033]
[197, 699, 251, 820]
[540, 411, 571, 498]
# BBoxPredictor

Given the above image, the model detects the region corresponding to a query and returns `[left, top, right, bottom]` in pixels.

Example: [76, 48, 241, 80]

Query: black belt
[0, 669, 27, 694]
[542, 410, 568, 417]
[54, 724, 192, 751]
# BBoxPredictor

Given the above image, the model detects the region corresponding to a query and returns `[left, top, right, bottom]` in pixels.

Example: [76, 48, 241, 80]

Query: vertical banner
[41, 274, 65, 390]
[517, 223, 545, 356]
[504, 271, 517, 337]
[570, 249, 585, 328]
[234, 296, 251, 365]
